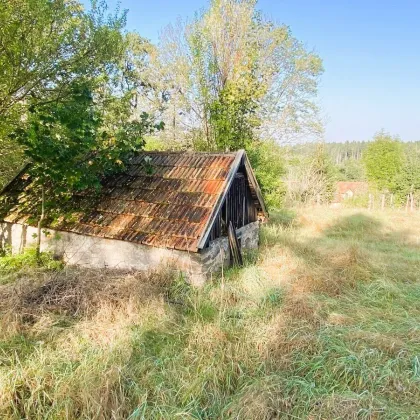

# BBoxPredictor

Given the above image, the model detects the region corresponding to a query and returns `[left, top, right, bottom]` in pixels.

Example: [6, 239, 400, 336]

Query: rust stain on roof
[1, 152, 238, 252]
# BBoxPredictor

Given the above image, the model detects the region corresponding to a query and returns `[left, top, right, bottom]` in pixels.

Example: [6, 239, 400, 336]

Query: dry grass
[0, 207, 419, 419]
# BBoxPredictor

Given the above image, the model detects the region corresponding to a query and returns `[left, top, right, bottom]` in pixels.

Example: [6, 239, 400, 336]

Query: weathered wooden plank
[228, 221, 243, 267]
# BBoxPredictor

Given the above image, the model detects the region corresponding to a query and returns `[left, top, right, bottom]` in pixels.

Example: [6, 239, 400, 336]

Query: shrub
[0, 248, 62, 284]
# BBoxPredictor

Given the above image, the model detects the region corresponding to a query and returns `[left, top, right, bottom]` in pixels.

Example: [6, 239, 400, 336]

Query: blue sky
[88, 0, 420, 142]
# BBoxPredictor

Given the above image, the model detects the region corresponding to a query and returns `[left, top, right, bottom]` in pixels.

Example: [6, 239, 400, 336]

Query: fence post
[405, 195, 410, 212]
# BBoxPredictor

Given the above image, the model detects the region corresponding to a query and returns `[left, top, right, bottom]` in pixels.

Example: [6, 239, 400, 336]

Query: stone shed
[0, 150, 268, 284]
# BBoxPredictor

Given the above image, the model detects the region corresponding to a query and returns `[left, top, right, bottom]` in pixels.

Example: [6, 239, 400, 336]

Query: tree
[0, 0, 125, 120]
[157, 0, 323, 150]
[286, 143, 337, 205]
[0, 0, 129, 188]
[363, 131, 404, 191]
[247, 140, 286, 209]
[393, 151, 420, 206]
[9, 80, 160, 254]
[209, 80, 261, 151]
[337, 158, 366, 181]
[1, 1, 164, 254]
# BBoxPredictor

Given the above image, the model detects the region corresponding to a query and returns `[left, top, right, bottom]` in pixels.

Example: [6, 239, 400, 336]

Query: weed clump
[0, 248, 62, 284]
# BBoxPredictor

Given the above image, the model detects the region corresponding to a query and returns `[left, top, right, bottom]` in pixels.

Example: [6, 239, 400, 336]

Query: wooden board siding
[207, 171, 257, 244]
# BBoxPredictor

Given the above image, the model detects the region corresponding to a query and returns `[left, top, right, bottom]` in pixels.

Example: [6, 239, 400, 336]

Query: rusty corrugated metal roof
[1, 152, 239, 252]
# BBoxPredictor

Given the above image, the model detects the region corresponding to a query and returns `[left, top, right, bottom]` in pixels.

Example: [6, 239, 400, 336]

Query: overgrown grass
[0, 208, 419, 419]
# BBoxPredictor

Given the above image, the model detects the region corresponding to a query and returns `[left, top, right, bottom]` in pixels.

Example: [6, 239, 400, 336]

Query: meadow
[0, 207, 419, 419]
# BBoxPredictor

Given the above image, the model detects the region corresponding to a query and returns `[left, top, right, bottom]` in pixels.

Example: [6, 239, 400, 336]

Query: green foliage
[337, 158, 366, 181]
[247, 140, 286, 209]
[0, 0, 162, 192]
[7, 81, 161, 222]
[363, 131, 404, 191]
[0, 248, 62, 284]
[143, 136, 169, 151]
[0, 0, 126, 186]
[393, 152, 420, 205]
[312, 144, 338, 201]
[0, 125, 25, 190]
[210, 81, 261, 151]
[159, 0, 323, 148]
[0, 0, 125, 121]
[13, 83, 103, 193]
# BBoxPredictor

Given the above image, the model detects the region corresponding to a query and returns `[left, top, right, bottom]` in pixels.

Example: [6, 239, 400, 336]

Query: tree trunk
[36, 185, 45, 258]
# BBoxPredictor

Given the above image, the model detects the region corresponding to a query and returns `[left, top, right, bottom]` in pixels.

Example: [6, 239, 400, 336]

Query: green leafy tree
[363, 131, 404, 191]
[247, 140, 286, 209]
[156, 0, 322, 207]
[0, 0, 128, 189]
[0, 0, 125, 120]
[311, 143, 337, 201]
[337, 158, 366, 181]
[158, 0, 323, 149]
[393, 153, 420, 205]
[210, 80, 261, 151]
[9, 81, 160, 254]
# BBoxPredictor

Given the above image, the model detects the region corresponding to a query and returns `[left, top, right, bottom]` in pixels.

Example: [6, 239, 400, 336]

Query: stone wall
[198, 221, 260, 278]
[0, 221, 260, 285]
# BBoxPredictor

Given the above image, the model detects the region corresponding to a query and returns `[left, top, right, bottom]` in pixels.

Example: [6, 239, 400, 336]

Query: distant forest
[296, 140, 420, 164]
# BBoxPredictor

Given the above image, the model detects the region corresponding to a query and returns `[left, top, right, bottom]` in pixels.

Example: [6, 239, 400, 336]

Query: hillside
[1, 208, 419, 418]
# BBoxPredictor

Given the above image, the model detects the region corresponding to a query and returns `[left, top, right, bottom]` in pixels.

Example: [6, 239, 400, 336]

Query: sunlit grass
[0, 207, 419, 418]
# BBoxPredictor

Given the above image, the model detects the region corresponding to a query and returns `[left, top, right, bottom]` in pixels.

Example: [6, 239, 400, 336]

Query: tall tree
[286, 143, 337, 205]
[1, 1, 164, 252]
[0, 0, 127, 188]
[157, 0, 323, 150]
[363, 131, 404, 192]
[393, 150, 420, 205]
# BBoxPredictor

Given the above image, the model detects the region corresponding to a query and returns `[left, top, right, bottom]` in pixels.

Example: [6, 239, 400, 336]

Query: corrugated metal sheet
[1, 152, 237, 252]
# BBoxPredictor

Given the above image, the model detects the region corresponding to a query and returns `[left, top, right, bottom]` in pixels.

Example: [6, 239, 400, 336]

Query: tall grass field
[1, 208, 419, 419]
